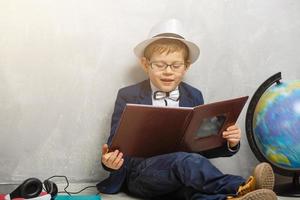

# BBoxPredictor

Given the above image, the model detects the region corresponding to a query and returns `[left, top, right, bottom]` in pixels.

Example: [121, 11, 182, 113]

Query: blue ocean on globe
[253, 80, 300, 170]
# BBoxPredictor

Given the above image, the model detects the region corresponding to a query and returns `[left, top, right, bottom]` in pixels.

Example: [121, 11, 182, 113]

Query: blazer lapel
[179, 83, 194, 107]
[138, 79, 152, 105]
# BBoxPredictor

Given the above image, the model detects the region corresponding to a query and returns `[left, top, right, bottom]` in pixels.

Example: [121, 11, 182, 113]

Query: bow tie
[153, 90, 180, 101]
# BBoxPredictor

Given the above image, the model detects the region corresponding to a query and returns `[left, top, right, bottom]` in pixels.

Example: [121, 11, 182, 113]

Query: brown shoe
[227, 162, 276, 199]
[253, 162, 275, 190]
[236, 176, 256, 196]
[227, 189, 277, 200]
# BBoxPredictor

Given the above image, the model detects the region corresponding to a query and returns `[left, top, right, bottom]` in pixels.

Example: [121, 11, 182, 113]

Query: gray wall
[0, 0, 299, 183]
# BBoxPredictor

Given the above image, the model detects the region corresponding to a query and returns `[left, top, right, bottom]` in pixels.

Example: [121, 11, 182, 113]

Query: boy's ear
[140, 57, 149, 72]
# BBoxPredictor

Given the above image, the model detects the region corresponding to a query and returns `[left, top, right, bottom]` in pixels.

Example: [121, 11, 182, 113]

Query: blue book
[55, 195, 101, 200]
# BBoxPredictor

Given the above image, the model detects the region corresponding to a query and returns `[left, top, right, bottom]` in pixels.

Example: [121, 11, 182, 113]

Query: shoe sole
[239, 189, 277, 200]
[253, 162, 275, 190]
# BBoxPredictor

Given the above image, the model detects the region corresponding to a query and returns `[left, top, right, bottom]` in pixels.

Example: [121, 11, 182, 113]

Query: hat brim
[133, 36, 200, 64]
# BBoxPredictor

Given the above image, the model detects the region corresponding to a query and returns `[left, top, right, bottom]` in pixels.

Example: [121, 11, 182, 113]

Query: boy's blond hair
[144, 38, 189, 62]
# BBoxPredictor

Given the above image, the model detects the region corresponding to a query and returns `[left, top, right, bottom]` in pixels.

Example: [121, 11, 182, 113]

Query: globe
[245, 72, 300, 197]
[253, 79, 300, 169]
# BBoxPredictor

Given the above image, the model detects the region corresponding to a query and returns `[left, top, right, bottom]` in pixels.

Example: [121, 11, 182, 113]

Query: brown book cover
[110, 96, 249, 157]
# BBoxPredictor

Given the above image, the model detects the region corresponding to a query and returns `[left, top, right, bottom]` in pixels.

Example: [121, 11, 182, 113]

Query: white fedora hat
[134, 18, 200, 63]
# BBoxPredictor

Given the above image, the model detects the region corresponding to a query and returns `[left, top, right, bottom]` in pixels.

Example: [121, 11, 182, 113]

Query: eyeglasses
[149, 61, 187, 72]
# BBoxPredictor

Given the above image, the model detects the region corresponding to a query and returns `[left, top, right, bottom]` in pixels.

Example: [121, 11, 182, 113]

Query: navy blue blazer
[96, 79, 239, 194]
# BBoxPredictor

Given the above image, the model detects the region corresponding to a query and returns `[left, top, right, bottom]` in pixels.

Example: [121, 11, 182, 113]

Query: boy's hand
[101, 144, 124, 170]
[222, 125, 241, 148]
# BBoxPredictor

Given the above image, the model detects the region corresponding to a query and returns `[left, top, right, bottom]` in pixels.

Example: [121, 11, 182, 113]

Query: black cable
[45, 175, 98, 196]
[45, 175, 71, 196]
[59, 186, 97, 194]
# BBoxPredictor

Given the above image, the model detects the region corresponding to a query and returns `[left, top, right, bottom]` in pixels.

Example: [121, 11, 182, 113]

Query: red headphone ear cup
[43, 180, 58, 198]
[10, 178, 43, 199]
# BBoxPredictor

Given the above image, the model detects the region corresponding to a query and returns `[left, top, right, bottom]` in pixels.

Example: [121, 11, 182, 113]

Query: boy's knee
[171, 152, 211, 179]
[174, 152, 206, 164]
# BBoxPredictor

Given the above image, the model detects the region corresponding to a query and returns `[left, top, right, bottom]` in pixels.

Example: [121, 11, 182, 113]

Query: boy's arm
[107, 90, 128, 146]
[198, 142, 240, 158]
[102, 90, 128, 171]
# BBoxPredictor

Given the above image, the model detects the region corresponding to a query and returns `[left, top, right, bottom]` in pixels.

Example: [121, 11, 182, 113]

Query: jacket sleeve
[107, 90, 128, 146]
[199, 142, 240, 158]
[101, 89, 128, 172]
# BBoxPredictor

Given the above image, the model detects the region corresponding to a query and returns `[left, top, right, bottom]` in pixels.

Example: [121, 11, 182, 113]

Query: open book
[110, 96, 248, 157]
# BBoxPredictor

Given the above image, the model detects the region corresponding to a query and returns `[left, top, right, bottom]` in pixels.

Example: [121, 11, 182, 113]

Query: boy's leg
[154, 186, 277, 200]
[126, 152, 245, 198]
[172, 187, 228, 200]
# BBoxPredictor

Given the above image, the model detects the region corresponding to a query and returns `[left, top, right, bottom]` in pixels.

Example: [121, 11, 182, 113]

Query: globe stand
[274, 173, 300, 197]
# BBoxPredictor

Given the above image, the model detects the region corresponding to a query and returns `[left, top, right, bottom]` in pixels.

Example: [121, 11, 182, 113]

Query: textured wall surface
[0, 0, 299, 183]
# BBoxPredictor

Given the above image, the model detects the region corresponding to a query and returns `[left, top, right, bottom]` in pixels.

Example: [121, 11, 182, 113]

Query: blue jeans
[126, 152, 245, 200]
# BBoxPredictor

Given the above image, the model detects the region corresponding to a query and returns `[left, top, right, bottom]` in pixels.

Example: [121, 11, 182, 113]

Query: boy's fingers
[102, 144, 109, 155]
[226, 125, 238, 131]
[102, 151, 113, 163]
[223, 129, 240, 136]
[225, 137, 240, 143]
[223, 132, 240, 139]
[112, 152, 123, 166]
[116, 158, 124, 169]
[107, 150, 119, 164]
[223, 131, 241, 140]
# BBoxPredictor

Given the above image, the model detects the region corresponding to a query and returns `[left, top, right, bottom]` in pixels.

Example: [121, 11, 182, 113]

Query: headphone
[5, 178, 58, 200]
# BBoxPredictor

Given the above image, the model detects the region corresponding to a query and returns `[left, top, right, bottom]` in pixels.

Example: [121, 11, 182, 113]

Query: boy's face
[141, 51, 189, 92]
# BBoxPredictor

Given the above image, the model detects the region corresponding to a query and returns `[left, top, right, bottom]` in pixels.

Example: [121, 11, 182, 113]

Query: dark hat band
[153, 33, 185, 39]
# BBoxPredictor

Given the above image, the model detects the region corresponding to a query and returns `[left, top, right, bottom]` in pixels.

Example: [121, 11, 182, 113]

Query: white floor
[0, 183, 297, 200]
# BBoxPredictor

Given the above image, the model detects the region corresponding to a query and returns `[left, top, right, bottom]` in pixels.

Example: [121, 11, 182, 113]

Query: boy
[97, 19, 277, 200]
